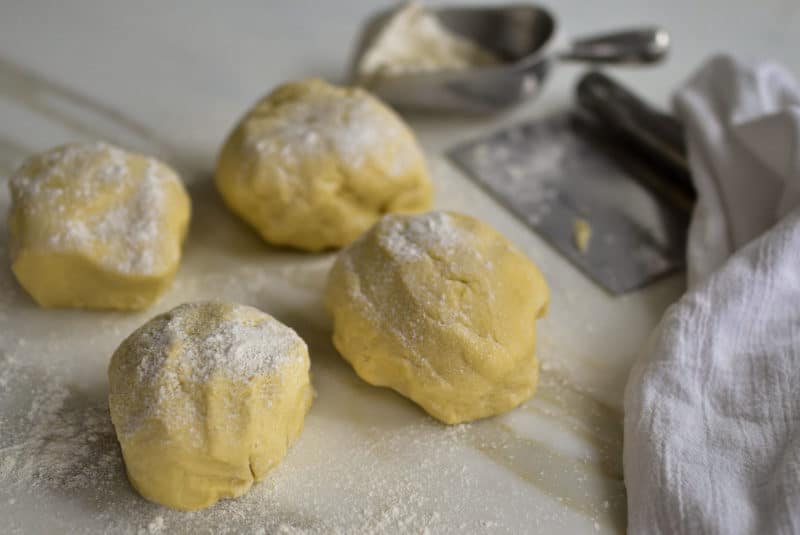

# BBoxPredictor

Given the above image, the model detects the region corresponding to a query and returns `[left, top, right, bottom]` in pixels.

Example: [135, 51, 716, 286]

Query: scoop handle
[560, 27, 670, 64]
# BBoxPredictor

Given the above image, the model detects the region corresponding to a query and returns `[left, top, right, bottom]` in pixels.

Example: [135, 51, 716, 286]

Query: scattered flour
[0, 183, 611, 534]
[0, 352, 121, 500]
[145, 515, 164, 534]
[0, 340, 528, 534]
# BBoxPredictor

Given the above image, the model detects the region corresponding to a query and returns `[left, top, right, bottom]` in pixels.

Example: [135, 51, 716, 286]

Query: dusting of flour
[111, 302, 306, 440]
[0, 181, 607, 533]
[8, 142, 176, 275]
[0, 261, 600, 534]
[249, 84, 416, 177]
[379, 210, 464, 262]
[131, 302, 303, 384]
[0, 345, 535, 534]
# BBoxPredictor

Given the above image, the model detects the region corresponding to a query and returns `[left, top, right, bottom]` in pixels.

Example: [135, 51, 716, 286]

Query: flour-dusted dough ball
[215, 78, 432, 251]
[325, 211, 549, 424]
[7, 142, 190, 310]
[108, 302, 313, 511]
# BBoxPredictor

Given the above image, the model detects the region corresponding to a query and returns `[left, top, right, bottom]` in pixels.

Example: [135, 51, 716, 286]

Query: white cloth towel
[624, 55, 800, 534]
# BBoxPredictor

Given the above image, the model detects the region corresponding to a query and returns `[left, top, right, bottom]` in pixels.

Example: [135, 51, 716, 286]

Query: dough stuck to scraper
[7, 142, 190, 310]
[215, 78, 432, 252]
[108, 301, 313, 511]
[325, 211, 549, 424]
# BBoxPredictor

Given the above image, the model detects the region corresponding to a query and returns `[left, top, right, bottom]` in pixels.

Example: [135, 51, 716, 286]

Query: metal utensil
[448, 72, 692, 294]
[350, 4, 670, 113]
[576, 71, 693, 201]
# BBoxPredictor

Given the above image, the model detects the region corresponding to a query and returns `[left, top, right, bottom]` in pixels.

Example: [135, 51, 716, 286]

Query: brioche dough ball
[215, 78, 432, 251]
[108, 302, 313, 511]
[325, 211, 549, 424]
[7, 142, 190, 310]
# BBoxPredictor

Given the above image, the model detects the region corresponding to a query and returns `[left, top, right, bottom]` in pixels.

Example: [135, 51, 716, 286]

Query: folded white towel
[624, 55, 800, 534]
[675, 55, 800, 284]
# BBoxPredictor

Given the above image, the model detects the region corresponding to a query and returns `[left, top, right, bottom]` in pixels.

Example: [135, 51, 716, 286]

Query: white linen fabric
[624, 55, 800, 534]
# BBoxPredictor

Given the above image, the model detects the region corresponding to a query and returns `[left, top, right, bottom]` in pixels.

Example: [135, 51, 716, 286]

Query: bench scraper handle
[576, 71, 695, 199]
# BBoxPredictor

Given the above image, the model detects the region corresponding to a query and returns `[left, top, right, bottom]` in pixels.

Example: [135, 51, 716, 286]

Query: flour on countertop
[145, 515, 164, 534]
[0, 158, 607, 532]
[0, 258, 603, 534]
[0, 342, 524, 534]
[0, 352, 121, 497]
[356, 1, 501, 82]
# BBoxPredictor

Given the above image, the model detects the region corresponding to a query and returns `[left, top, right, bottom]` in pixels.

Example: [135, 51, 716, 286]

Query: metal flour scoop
[350, 3, 670, 113]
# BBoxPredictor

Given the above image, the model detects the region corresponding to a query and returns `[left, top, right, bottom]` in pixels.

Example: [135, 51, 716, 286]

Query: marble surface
[0, 1, 796, 533]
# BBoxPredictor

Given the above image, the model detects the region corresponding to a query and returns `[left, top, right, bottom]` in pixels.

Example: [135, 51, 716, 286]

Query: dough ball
[7, 142, 191, 310]
[108, 302, 312, 511]
[215, 78, 432, 251]
[325, 211, 549, 424]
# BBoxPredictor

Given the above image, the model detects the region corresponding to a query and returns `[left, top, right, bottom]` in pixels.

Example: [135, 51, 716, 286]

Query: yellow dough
[108, 302, 313, 511]
[325, 211, 549, 424]
[7, 142, 190, 310]
[215, 78, 432, 251]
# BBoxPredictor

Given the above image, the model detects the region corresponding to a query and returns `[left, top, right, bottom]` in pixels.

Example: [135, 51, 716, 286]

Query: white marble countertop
[0, 1, 797, 533]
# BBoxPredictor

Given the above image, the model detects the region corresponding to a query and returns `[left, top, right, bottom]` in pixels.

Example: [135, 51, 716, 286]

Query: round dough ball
[7, 142, 191, 310]
[108, 301, 312, 511]
[215, 78, 432, 251]
[325, 211, 549, 424]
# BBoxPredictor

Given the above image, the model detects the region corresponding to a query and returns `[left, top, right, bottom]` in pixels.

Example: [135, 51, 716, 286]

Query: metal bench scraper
[448, 71, 694, 294]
